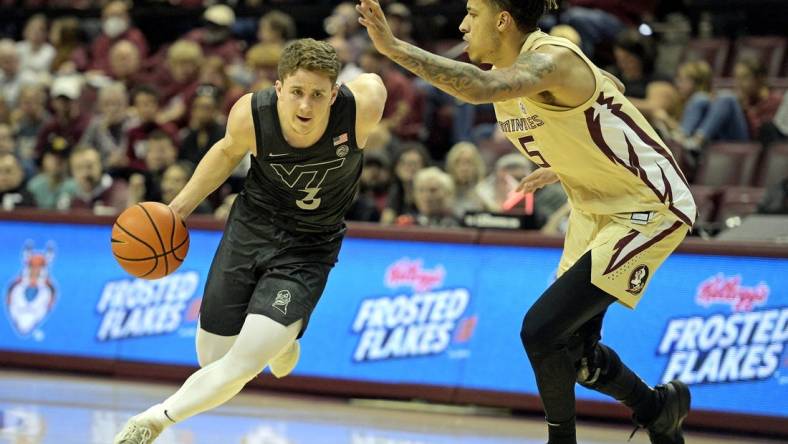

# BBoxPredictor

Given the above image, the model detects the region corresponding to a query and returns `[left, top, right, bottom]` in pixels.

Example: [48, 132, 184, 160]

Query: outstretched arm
[357, 0, 558, 104]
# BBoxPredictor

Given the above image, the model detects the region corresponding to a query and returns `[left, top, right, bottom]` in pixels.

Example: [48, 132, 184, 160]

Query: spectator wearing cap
[58, 145, 130, 213]
[26, 140, 71, 209]
[16, 14, 55, 76]
[79, 82, 134, 169]
[11, 84, 49, 164]
[0, 39, 38, 107]
[34, 76, 89, 162]
[184, 4, 244, 65]
[179, 84, 225, 166]
[89, 0, 148, 73]
[0, 153, 35, 210]
[125, 85, 178, 170]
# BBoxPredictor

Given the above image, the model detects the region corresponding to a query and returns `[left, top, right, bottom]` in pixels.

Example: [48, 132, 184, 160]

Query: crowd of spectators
[1, 1, 786, 238]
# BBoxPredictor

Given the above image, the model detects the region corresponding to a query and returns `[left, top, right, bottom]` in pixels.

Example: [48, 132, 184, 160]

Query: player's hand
[356, 0, 397, 57]
[516, 168, 559, 194]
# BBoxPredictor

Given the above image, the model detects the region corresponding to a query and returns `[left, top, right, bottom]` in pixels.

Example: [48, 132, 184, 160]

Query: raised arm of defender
[357, 0, 595, 106]
[169, 94, 255, 219]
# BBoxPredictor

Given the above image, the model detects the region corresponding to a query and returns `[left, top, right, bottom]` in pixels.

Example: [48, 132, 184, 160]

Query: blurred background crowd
[0, 0, 786, 240]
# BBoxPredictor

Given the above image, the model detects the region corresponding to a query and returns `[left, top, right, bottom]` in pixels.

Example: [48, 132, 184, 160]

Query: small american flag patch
[333, 133, 348, 146]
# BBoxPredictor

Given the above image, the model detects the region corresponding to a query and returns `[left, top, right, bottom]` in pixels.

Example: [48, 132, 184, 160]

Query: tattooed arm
[385, 40, 559, 104]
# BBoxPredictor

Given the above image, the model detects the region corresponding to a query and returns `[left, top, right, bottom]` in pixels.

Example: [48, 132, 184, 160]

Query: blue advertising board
[1, 220, 786, 418]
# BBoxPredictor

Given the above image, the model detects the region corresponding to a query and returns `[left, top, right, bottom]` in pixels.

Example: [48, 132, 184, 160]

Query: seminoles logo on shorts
[5, 242, 57, 337]
[626, 264, 649, 294]
[272, 290, 291, 315]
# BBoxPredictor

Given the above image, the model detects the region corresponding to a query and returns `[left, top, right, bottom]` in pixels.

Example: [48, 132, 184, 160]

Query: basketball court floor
[0, 370, 780, 444]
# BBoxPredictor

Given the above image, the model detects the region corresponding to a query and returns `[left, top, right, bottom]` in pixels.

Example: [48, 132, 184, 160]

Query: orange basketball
[111, 202, 190, 280]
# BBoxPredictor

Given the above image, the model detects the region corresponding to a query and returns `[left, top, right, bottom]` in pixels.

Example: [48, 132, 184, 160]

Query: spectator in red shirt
[150, 40, 203, 126]
[89, 0, 148, 73]
[106, 39, 146, 91]
[125, 85, 177, 170]
[59, 145, 129, 213]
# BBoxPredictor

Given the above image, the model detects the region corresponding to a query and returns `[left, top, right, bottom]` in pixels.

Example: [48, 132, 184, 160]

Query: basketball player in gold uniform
[359, 1, 695, 443]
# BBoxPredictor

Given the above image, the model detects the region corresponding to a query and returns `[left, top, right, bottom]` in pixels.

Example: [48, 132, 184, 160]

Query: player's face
[276, 68, 339, 136]
[459, 0, 502, 64]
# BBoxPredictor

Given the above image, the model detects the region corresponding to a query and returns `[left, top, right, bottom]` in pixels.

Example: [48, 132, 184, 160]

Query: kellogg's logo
[696, 274, 769, 312]
[96, 271, 201, 341]
[384, 258, 445, 292]
[657, 274, 786, 386]
[352, 258, 475, 362]
[4, 242, 57, 339]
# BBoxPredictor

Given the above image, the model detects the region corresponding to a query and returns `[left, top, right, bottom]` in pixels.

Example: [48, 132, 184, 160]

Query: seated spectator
[612, 30, 676, 119]
[179, 84, 225, 166]
[89, 0, 148, 73]
[257, 10, 296, 48]
[80, 82, 133, 169]
[381, 142, 430, 224]
[106, 40, 145, 91]
[0, 39, 38, 107]
[137, 130, 179, 202]
[444, 141, 485, 215]
[684, 57, 784, 151]
[650, 60, 712, 141]
[198, 56, 244, 116]
[386, 3, 415, 45]
[58, 145, 129, 213]
[331, 37, 363, 85]
[125, 85, 178, 170]
[244, 44, 282, 91]
[10, 84, 49, 164]
[34, 76, 89, 162]
[359, 150, 391, 213]
[759, 93, 788, 149]
[476, 153, 531, 212]
[153, 40, 204, 126]
[403, 166, 460, 227]
[26, 143, 70, 209]
[16, 14, 55, 76]
[0, 122, 34, 178]
[49, 16, 89, 74]
[159, 161, 211, 213]
[0, 153, 34, 210]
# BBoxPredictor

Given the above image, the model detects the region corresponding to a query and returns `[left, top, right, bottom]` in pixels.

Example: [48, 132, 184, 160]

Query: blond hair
[445, 142, 486, 184]
[678, 60, 712, 93]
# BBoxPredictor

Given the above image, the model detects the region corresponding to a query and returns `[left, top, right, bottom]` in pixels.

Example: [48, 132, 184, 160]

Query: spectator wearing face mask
[89, 0, 148, 73]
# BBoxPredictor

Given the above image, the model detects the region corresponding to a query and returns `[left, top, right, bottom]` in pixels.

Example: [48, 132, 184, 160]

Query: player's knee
[520, 310, 557, 355]
[576, 343, 621, 388]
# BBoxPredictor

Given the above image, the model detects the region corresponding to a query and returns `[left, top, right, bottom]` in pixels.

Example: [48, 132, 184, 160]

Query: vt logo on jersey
[5, 242, 57, 338]
[270, 159, 345, 210]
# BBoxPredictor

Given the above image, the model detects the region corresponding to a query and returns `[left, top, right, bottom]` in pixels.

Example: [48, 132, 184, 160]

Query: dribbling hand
[356, 0, 397, 56]
[516, 168, 559, 194]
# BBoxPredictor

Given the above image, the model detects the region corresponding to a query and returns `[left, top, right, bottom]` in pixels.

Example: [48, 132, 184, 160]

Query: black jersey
[243, 85, 361, 233]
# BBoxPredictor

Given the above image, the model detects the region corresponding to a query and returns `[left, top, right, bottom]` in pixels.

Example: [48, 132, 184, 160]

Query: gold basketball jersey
[493, 31, 696, 234]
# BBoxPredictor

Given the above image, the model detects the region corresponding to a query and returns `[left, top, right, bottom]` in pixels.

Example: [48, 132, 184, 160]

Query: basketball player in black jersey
[114, 38, 387, 444]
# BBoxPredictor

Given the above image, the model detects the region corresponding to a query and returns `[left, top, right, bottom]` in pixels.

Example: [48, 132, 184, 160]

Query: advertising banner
[1, 220, 785, 418]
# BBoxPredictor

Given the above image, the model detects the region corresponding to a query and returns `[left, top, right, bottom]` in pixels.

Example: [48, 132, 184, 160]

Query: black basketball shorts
[199, 194, 344, 338]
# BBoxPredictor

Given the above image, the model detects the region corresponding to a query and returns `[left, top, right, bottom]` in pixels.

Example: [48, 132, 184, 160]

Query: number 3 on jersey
[517, 135, 551, 167]
[270, 159, 345, 210]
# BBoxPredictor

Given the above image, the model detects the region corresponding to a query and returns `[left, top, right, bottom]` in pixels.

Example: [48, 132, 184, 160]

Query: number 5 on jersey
[517, 135, 551, 167]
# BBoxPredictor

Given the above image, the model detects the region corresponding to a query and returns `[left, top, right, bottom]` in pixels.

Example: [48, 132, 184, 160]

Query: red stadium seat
[716, 186, 766, 222]
[730, 36, 787, 78]
[755, 143, 788, 188]
[694, 142, 762, 187]
[689, 185, 720, 223]
[681, 38, 730, 78]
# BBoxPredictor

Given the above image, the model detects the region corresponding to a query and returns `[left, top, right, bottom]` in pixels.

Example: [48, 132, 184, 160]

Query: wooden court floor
[0, 370, 780, 444]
